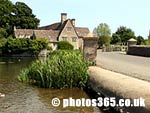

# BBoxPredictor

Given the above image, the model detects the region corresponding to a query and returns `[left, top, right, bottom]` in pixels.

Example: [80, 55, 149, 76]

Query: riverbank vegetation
[0, 0, 41, 55]
[18, 50, 89, 88]
[0, 37, 48, 55]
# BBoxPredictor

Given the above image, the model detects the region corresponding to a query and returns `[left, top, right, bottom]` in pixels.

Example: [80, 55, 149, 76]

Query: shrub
[0, 38, 7, 48]
[58, 41, 74, 50]
[18, 50, 89, 88]
[29, 38, 48, 54]
[47, 46, 52, 51]
[2, 37, 48, 54]
[0, 28, 8, 38]
[0, 38, 6, 55]
[4, 37, 29, 53]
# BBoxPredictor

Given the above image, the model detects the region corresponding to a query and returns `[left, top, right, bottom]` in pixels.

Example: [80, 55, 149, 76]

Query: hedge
[1, 37, 48, 54]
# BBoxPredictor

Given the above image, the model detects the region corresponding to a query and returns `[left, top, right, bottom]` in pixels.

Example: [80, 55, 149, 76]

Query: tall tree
[93, 23, 111, 47]
[14, 2, 39, 29]
[114, 26, 136, 44]
[0, 28, 8, 39]
[0, 0, 40, 37]
[111, 33, 121, 44]
[136, 36, 145, 45]
[0, 0, 13, 27]
[0, 0, 14, 35]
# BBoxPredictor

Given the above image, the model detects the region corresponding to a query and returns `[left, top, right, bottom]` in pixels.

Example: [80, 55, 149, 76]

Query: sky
[11, 0, 150, 38]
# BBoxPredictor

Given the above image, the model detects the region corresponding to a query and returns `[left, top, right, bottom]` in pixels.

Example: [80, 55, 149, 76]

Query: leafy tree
[114, 26, 136, 44]
[0, 38, 7, 48]
[0, 0, 40, 37]
[144, 39, 149, 45]
[0, 0, 14, 35]
[136, 36, 145, 45]
[13, 2, 40, 29]
[93, 23, 111, 47]
[111, 33, 121, 44]
[0, 28, 8, 39]
[0, 0, 14, 28]
[147, 35, 150, 45]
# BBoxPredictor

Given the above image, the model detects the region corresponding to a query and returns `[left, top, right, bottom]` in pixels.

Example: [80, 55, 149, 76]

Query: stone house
[14, 13, 90, 50]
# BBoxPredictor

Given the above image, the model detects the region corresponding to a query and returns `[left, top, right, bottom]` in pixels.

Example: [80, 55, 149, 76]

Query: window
[66, 27, 72, 32]
[62, 37, 67, 41]
[72, 37, 77, 42]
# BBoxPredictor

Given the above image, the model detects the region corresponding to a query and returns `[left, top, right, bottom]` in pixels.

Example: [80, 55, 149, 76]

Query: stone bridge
[88, 50, 150, 113]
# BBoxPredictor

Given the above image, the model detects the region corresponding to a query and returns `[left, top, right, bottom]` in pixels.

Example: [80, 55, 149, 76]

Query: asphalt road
[96, 50, 150, 82]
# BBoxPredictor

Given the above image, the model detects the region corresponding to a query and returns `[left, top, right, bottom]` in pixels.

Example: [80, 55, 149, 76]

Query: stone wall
[5, 49, 47, 57]
[83, 37, 98, 62]
[38, 49, 47, 57]
[78, 37, 84, 52]
[58, 20, 79, 49]
[127, 45, 150, 57]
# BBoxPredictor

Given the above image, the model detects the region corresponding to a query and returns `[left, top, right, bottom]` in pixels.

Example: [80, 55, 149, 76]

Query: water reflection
[0, 57, 100, 113]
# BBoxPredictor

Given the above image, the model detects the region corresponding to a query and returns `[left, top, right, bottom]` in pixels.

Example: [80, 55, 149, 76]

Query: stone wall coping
[89, 66, 150, 113]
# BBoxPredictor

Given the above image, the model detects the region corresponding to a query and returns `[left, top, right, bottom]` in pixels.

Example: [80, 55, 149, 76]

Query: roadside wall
[127, 45, 150, 57]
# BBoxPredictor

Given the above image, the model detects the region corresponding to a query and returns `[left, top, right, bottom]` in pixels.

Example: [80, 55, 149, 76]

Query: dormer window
[66, 27, 71, 32]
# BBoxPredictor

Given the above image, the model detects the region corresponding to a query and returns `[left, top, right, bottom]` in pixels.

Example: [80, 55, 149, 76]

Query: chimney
[61, 13, 67, 24]
[71, 19, 75, 26]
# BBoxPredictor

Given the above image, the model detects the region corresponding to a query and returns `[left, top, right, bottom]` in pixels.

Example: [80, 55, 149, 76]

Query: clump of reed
[18, 50, 89, 88]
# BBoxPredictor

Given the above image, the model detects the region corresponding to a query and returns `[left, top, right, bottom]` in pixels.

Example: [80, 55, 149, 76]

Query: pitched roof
[75, 27, 90, 37]
[39, 22, 90, 37]
[38, 22, 61, 30]
[38, 20, 69, 31]
[15, 29, 34, 37]
[15, 29, 59, 42]
[33, 30, 59, 42]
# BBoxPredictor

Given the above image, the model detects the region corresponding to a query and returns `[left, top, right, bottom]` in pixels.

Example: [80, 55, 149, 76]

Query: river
[0, 57, 101, 113]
